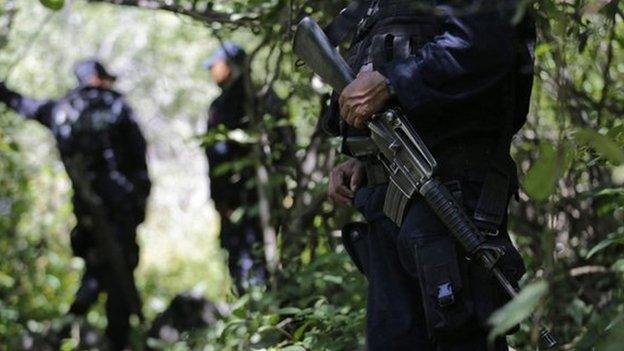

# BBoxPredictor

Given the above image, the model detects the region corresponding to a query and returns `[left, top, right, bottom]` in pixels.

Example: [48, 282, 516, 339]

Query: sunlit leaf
[511, 0, 532, 24]
[293, 321, 311, 341]
[613, 166, 624, 185]
[523, 143, 569, 201]
[280, 345, 307, 351]
[586, 234, 624, 258]
[488, 281, 548, 341]
[0, 272, 15, 288]
[575, 129, 624, 165]
[611, 259, 624, 272]
[596, 320, 624, 351]
[278, 307, 302, 315]
[40, 0, 64, 10]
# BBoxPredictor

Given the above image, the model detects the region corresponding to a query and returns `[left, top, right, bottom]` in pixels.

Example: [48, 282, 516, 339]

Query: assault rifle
[293, 17, 557, 349]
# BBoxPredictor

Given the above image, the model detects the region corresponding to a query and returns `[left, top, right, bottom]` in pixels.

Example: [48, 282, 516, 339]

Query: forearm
[0, 83, 53, 122]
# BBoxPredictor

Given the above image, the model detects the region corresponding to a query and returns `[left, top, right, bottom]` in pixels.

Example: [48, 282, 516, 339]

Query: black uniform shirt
[205, 78, 254, 212]
[205, 78, 294, 215]
[327, 0, 534, 173]
[0, 83, 151, 217]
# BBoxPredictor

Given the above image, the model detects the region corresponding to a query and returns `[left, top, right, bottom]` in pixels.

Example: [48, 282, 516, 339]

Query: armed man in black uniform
[204, 43, 266, 292]
[0, 60, 151, 350]
[324, 1, 535, 350]
[204, 42, 294, 292]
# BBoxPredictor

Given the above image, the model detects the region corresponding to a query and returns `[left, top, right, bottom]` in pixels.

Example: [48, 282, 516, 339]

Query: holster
[341, 222, 370, 277]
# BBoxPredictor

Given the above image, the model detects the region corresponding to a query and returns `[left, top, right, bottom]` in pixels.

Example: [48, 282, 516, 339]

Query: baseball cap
[203, 42, 247, 69]
[74, 59, 117, 85]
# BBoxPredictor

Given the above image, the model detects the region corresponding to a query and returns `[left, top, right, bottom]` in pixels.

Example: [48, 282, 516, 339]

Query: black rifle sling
[473, 114, 514, 231]
[474, 27, 525, 231]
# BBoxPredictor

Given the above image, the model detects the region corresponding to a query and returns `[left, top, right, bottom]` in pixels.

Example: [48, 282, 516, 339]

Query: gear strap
[323, 1, 371, 46]
[474, 62, 518, 232]
[475, 13, 536, 232]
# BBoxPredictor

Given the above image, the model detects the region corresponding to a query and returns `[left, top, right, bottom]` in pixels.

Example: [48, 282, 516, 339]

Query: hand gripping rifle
[293, 17, 557, 349]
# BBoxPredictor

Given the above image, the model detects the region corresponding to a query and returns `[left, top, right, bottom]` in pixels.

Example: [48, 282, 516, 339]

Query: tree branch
[87, 0, 259, 25]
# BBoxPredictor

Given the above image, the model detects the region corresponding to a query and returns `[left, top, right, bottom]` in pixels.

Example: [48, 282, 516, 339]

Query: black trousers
[69, 217, 140, 351]
[219, 217, 267, 292]
[353, 180, 524, 351]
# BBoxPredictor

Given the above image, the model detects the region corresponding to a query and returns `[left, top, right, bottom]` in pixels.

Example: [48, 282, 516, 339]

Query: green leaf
[0, 272, 15, 288]
[566, 298, 590, 325]
[488, 281, 548, 341]
[591, 187, 624, 198]
[278, 307, 302, 315]
[293, 321, 311, 341]
[231, 295, 250, 318]
[575, 129, 624, 165]
[321, 274, 343, 285]
[280, 345, 307, 351]
[511, 0, 531, 24]
[611, 259, 624, 273]
[613, 166, 624, 185]
[586, 234, 624, 258]
[597, 321, 624, 351]
[523, 143, 569, 201]
[40, 0, 65, 10]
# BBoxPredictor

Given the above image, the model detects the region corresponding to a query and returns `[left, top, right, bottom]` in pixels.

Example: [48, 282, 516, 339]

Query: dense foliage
[1, 0, 623, 350]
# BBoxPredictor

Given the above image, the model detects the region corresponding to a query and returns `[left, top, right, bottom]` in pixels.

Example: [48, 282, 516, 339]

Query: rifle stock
[293, 17, 354, 93]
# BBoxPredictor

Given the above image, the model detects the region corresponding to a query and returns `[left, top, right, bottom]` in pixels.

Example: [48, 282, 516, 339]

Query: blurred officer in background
[204, 42, 294, 292]
[0, 60, 151, 350]
[203, 42, 267, 292]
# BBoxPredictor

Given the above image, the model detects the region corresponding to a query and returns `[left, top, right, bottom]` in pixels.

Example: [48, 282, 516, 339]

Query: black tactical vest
[346, 0, 438, 73]
[323, 0, 439, 139]
[53, 87, 124, 174]
[324, 0, 536, 230]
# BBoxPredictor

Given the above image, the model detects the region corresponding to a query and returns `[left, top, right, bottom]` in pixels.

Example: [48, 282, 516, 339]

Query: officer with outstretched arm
[0, 60, 151, 350]
[320, 1, 535, 350]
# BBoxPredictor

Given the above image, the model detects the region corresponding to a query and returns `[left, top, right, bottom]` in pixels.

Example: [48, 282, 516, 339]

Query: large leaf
[596, 322, 624, 351]
[488, 281, 549, 341]
[523, 143, 569, 201]
[280, 346, 307, 351]
[575, 129, 624, 166]
[611, 259, 624, 273]
[511, 0, 532, 24]
[586, 233, 624, 258]
[40, 0, 65, 10]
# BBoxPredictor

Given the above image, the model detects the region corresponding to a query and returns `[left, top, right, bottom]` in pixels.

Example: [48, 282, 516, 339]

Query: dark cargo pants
[69, 216, 140, 351]
[220, 217, 267, 292]
[353, 179, 524, 351]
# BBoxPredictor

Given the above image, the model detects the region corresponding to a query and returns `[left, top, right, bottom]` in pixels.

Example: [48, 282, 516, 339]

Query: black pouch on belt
[342, 222, 370, 277]
[414, 235, 475, 339]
